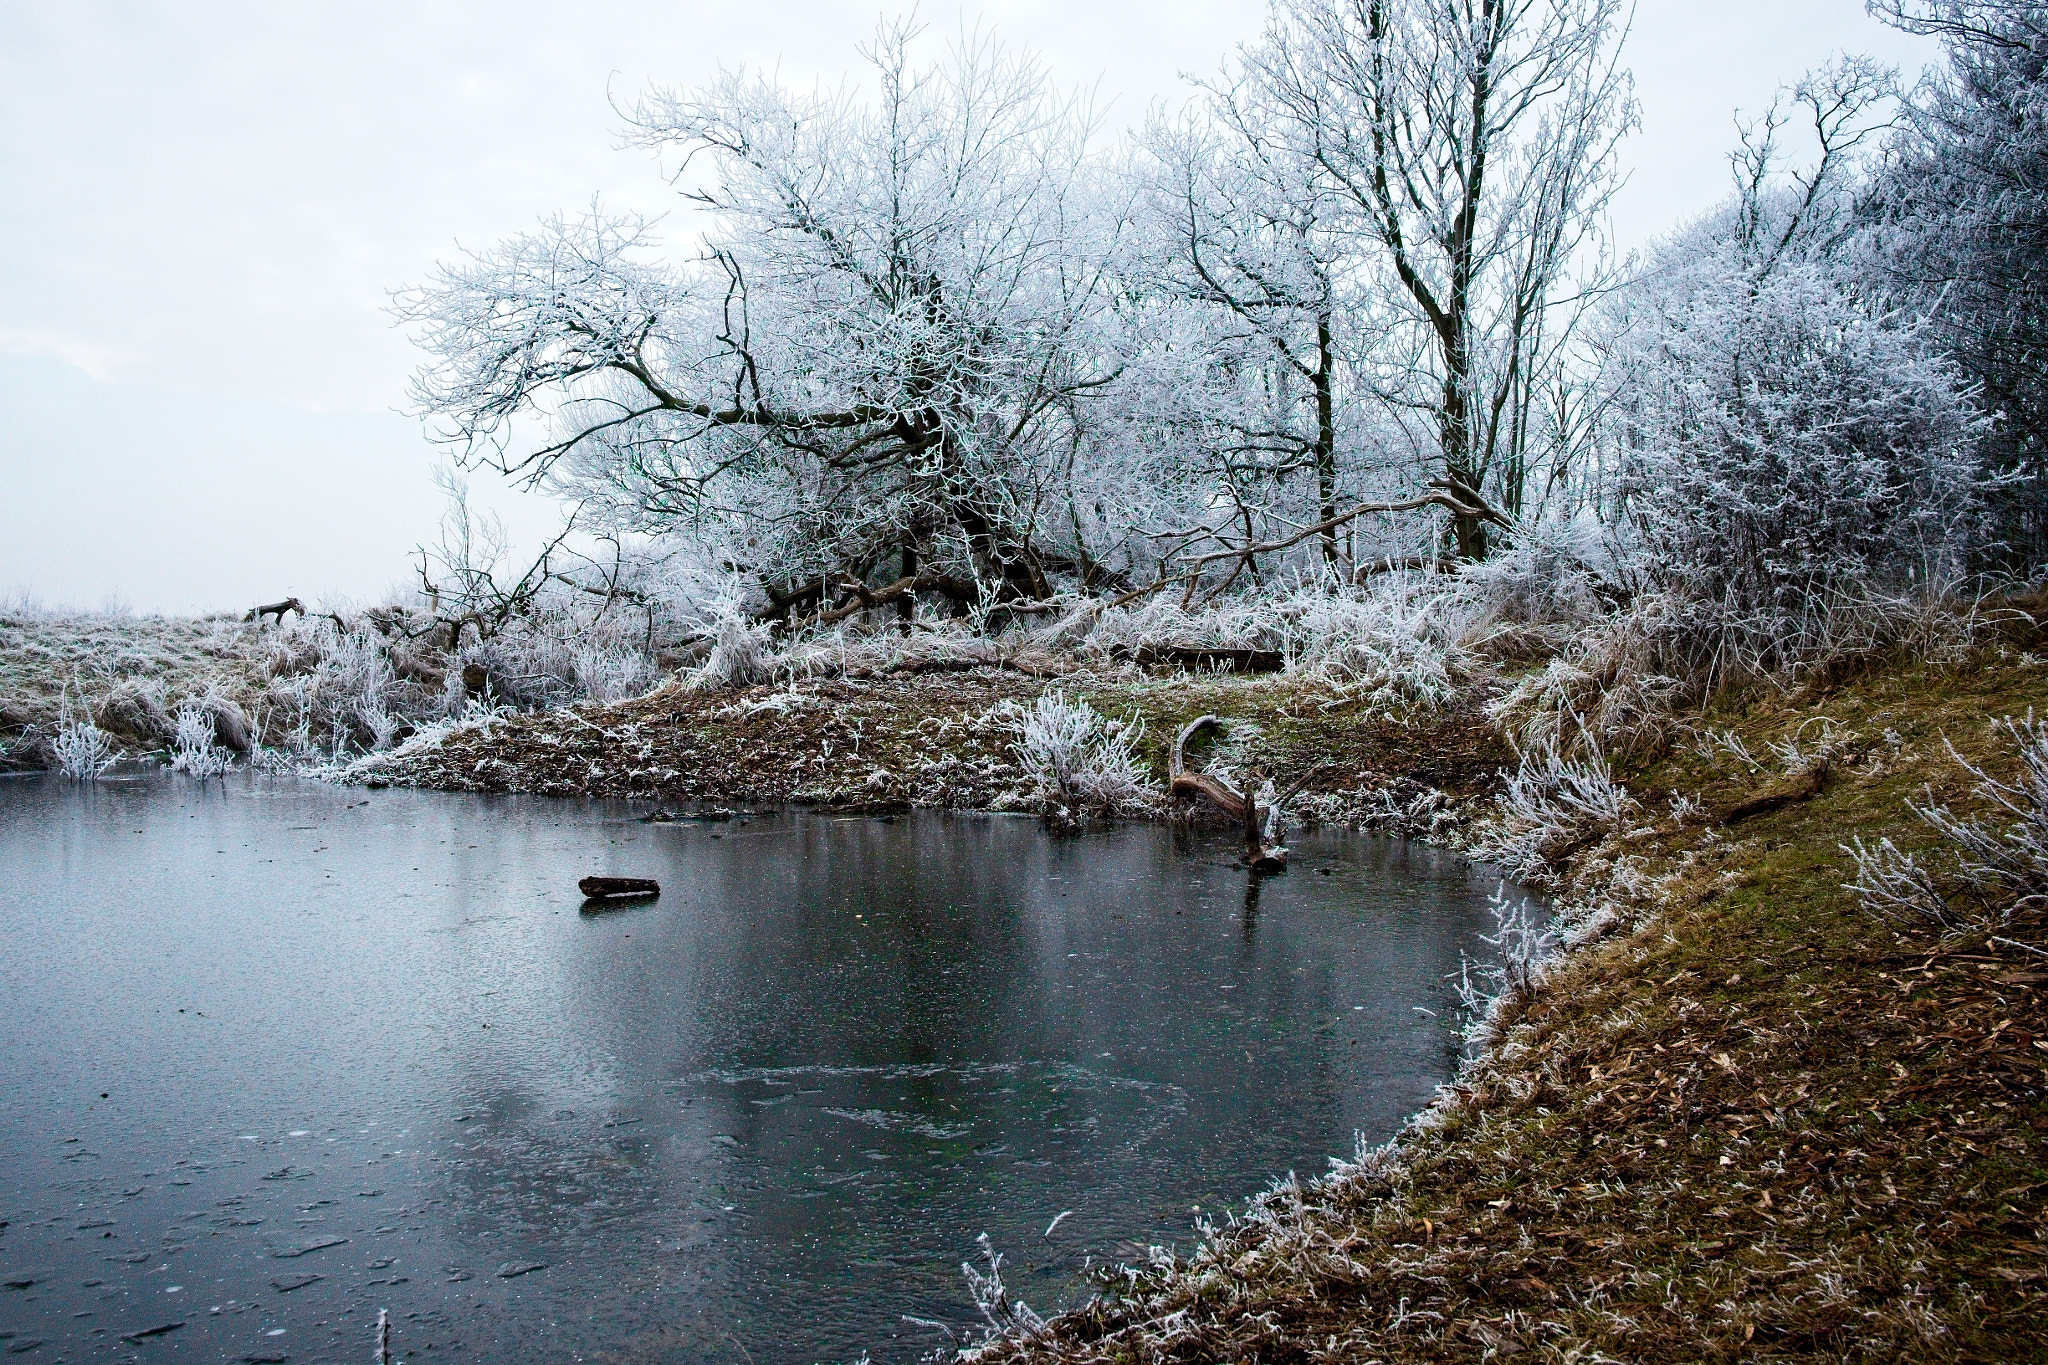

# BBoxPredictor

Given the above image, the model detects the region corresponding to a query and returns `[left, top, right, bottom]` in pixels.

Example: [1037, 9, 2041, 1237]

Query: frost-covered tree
[1868, 0, 2048, 570]
[397, 20, 1129, 621]
[1249, 0, 1635, 559]
[1131, 80, 1364, 571]
[1598, 61, 1989, 629]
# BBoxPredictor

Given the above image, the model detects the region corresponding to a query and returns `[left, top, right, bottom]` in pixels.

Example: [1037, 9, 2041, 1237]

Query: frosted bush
[1601, 135, 1991, 620]
[774, 621, 1000, 681]
[1453, 886, 1561, 1043]
[169, 699, 231, 777]
[1082, 596, 1278, 660]
[1287, 581, 1479, 711]
[573, 643, 657, 703]
[356, 699, 403, 752]
[1473, 727, 1637, 877]
[1847, 715, 2048, 943]
[961, 1233, 1045, 1338]
[1080, 578, 1481, 714]
[1007, 692, 1160, 822]
[691, 612, 774, 690]
[52, 696, 116, 780]
[1458, 512, 1620, 655]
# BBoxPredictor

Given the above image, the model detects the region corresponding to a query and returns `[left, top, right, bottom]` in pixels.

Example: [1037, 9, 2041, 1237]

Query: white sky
[0, 0, 1939, 613]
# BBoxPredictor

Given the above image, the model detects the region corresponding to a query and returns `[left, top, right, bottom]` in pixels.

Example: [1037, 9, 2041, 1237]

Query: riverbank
[350, 636, 2048, 1362]
[346, 665, 1513, 821]
[971, 646, 2048, 1363]
[10, 603, 2046, 1361]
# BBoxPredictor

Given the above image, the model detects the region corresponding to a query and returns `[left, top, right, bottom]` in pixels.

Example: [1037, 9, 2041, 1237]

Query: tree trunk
[1315, 310, 1340, 569]
[898, 545, 918, 630]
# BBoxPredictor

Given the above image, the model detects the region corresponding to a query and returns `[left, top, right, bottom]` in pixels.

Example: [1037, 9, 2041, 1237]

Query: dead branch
[1721, 761, 1831, 824]
[1351, 555, 1457, 581]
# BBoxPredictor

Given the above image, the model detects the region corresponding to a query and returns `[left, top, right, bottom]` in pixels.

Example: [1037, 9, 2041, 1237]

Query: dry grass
[0, 610, 263, 768]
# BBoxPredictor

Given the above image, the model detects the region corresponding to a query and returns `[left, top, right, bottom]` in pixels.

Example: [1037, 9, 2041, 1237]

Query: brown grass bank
[958, 645, 2048, 1363]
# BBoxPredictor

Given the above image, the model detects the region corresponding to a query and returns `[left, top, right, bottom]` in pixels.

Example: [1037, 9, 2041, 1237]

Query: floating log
[578, 875, 660, 900]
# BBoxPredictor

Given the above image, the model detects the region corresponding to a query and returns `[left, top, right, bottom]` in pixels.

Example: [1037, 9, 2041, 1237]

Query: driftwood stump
[1170, 715, 1288, 870]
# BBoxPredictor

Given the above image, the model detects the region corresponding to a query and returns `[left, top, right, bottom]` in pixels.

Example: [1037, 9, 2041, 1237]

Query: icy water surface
[0, 775, 1514, 1364]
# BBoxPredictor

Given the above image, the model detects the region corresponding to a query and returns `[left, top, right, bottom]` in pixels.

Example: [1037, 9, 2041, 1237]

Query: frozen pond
[0, 775, 1513, 1364]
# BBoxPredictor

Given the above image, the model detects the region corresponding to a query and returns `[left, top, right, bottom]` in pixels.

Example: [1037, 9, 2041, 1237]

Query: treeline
[368, 0, 2048, 744]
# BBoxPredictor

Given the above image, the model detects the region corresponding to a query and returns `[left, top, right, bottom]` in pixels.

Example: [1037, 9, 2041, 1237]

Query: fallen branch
[1134, 646, 1285, 674]
[1168, 716, 1326, 869]
[1169, 715, 1248, 819]
[1721, 761, 1831, 824]
[244, 597, 305, 625]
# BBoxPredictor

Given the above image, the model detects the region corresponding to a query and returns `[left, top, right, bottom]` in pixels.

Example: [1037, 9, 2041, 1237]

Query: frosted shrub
[1008, 692, 1160, 823]
[1487, 594, 1691, 757]
[1462, 513, 1614, 618]
[1610, 246, 1987, 618]
[169, 699, 231, 777]
[1082, 596, 1277, 661]
[774, 620, 1000, 682]
[961, 1233, 1045, 1338]
[1287, 581, 1479, 711]
[1847, 715, 2048, 945]
[1595, 80, 1992, 679]
[573, 643, 657, 703]
[1474, 727, 1637, 877]
[691, 612, 773, 690]
[1081, 578, 1480, 714]
[356, 699, 404, 752]
[52, 696, 116, 780]
[1454, 887, 1561, 1042]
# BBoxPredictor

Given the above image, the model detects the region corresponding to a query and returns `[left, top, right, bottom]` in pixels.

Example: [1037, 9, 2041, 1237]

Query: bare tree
[1138, 82, 1357, 568]
[1251, 0, 1635, 559]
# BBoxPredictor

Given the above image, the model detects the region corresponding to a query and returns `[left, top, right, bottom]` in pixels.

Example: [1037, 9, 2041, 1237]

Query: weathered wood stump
[1170, 715, 1290, 870]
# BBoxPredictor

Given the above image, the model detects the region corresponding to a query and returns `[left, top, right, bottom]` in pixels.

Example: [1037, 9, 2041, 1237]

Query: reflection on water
[0, 775, 1511, 1363]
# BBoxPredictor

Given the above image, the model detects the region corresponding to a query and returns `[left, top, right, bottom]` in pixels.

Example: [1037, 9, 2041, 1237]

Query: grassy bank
[348, 663, 1512, 816]
[963, 646, 2048, 1363]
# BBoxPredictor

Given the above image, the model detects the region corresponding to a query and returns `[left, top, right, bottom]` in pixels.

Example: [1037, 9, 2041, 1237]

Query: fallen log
[1720, 761, 1831, 824]
[578, 876, 661, 900]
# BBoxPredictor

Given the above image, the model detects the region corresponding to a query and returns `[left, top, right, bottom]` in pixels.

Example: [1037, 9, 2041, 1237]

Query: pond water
[0, 775, 1514, 1365]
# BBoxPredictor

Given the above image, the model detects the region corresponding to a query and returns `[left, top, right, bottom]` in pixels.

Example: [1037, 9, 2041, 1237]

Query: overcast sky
[0, 1, 1939, 614]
